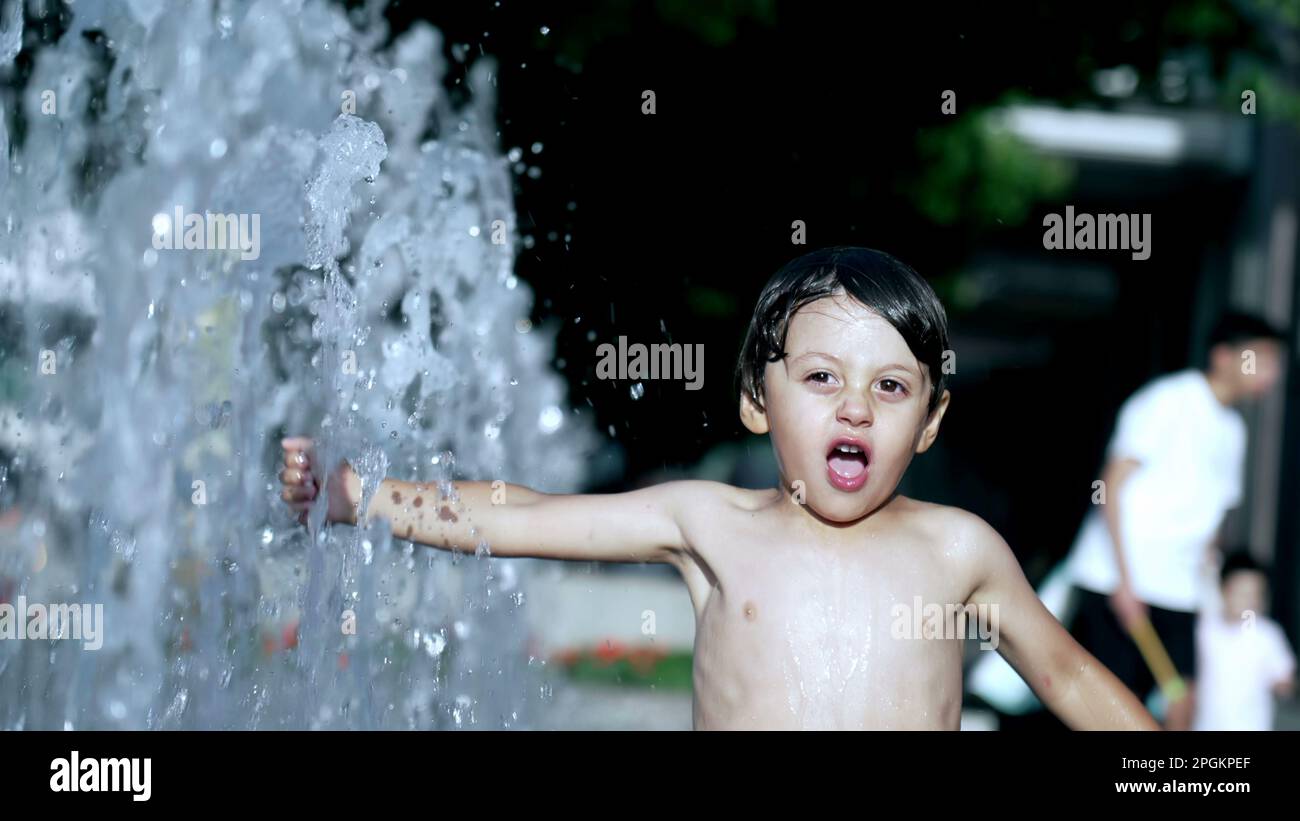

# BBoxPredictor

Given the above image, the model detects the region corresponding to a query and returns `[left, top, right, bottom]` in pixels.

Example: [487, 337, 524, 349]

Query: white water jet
[0, 0, 593, 729]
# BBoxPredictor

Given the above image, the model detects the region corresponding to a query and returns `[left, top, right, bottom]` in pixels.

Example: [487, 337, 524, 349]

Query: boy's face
[1222, 570, 1266, 621]
[740, 293, 949, 523]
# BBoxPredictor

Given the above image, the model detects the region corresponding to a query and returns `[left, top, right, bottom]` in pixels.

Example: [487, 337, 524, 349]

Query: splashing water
[0, 0, 593, 729]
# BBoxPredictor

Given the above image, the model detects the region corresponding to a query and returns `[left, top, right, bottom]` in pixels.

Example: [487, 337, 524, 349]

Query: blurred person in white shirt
[1067, 312, 1287, 729]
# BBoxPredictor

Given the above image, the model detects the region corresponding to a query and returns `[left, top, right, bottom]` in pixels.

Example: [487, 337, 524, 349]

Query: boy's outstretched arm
[279, 437, 690, 565]
[962, 515, 1159, 730]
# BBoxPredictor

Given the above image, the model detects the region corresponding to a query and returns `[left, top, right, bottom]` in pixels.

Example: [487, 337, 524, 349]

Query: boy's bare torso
[667, 485, 982, 730]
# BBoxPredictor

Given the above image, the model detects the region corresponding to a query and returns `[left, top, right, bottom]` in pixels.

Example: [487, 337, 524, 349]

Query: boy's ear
[914, 389, 950, 454]
[739, 391, 770, 435]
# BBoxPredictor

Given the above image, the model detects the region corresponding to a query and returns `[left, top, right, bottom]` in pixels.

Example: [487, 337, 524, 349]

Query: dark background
[367, 0, 1300, 596]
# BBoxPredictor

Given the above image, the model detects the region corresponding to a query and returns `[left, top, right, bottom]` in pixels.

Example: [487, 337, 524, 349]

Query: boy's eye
[806, 371, 835, 384]
[878, 378, 908, 394]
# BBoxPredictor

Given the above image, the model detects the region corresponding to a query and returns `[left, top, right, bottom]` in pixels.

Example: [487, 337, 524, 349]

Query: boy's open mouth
[826, 437, 870, 491]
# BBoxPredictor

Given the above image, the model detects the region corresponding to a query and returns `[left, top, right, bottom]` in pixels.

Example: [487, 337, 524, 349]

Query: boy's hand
[279, 437, 361, 525]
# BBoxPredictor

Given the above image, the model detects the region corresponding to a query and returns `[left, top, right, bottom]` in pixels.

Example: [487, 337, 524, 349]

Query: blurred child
[1193, 551, 1296, 731]
[280, 246, 1157, 730]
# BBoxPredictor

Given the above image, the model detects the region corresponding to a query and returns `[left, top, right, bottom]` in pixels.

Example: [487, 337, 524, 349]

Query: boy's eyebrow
[881, 362, 921, 377]
[789, 352, 921, 377]
[788, 351, 843, 364]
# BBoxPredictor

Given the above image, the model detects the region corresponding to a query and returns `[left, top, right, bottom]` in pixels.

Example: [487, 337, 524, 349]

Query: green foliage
[1250, 0, 1300, 27]
[1226, 62, 1300, 129]
[564, 650, 694, 688]
[655, 0, 777, 46]
[907, 105, 1075, 230]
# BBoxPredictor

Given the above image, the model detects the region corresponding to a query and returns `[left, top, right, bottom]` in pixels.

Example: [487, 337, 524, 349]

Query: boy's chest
[692, 534, 972, 643]
[689, 535, 971, 725]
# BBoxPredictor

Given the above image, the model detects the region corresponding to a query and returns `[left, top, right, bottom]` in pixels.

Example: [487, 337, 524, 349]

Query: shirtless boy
[280, 246, 1157, 730]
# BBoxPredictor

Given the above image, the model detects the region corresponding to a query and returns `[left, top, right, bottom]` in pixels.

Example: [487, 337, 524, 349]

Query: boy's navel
[743, 601, 758, 621]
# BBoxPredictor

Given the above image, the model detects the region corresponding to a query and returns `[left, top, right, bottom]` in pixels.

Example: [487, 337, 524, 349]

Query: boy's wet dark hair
[737, 246, 950, 414]
[1220, 549, 1267, 585]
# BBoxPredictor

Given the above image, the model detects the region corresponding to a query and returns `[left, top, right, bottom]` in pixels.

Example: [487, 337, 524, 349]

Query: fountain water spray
[0, 0, 593, 729]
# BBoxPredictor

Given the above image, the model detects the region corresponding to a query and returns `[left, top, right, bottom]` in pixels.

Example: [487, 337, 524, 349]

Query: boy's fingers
[282, 486, 315, 502]
[277, 438, 323, 522]
[279, 467, 313, 486]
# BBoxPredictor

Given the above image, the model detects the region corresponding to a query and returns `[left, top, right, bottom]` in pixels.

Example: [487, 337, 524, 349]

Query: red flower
[281, 620, 299, 651]
[594, 639, 626, 665]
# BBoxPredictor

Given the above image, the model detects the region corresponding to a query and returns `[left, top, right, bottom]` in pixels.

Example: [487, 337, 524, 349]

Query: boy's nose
[836, 395, 874, 427]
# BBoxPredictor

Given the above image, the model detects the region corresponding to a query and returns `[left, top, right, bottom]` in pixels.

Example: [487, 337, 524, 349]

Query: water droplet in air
[538, 406, 563, 434]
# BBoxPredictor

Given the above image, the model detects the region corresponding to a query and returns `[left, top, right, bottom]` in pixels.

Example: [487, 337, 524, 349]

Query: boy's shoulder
[655, 479, 779, 513]
[886, 499, 1018, 593]
[887, 496, 1007, 551]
